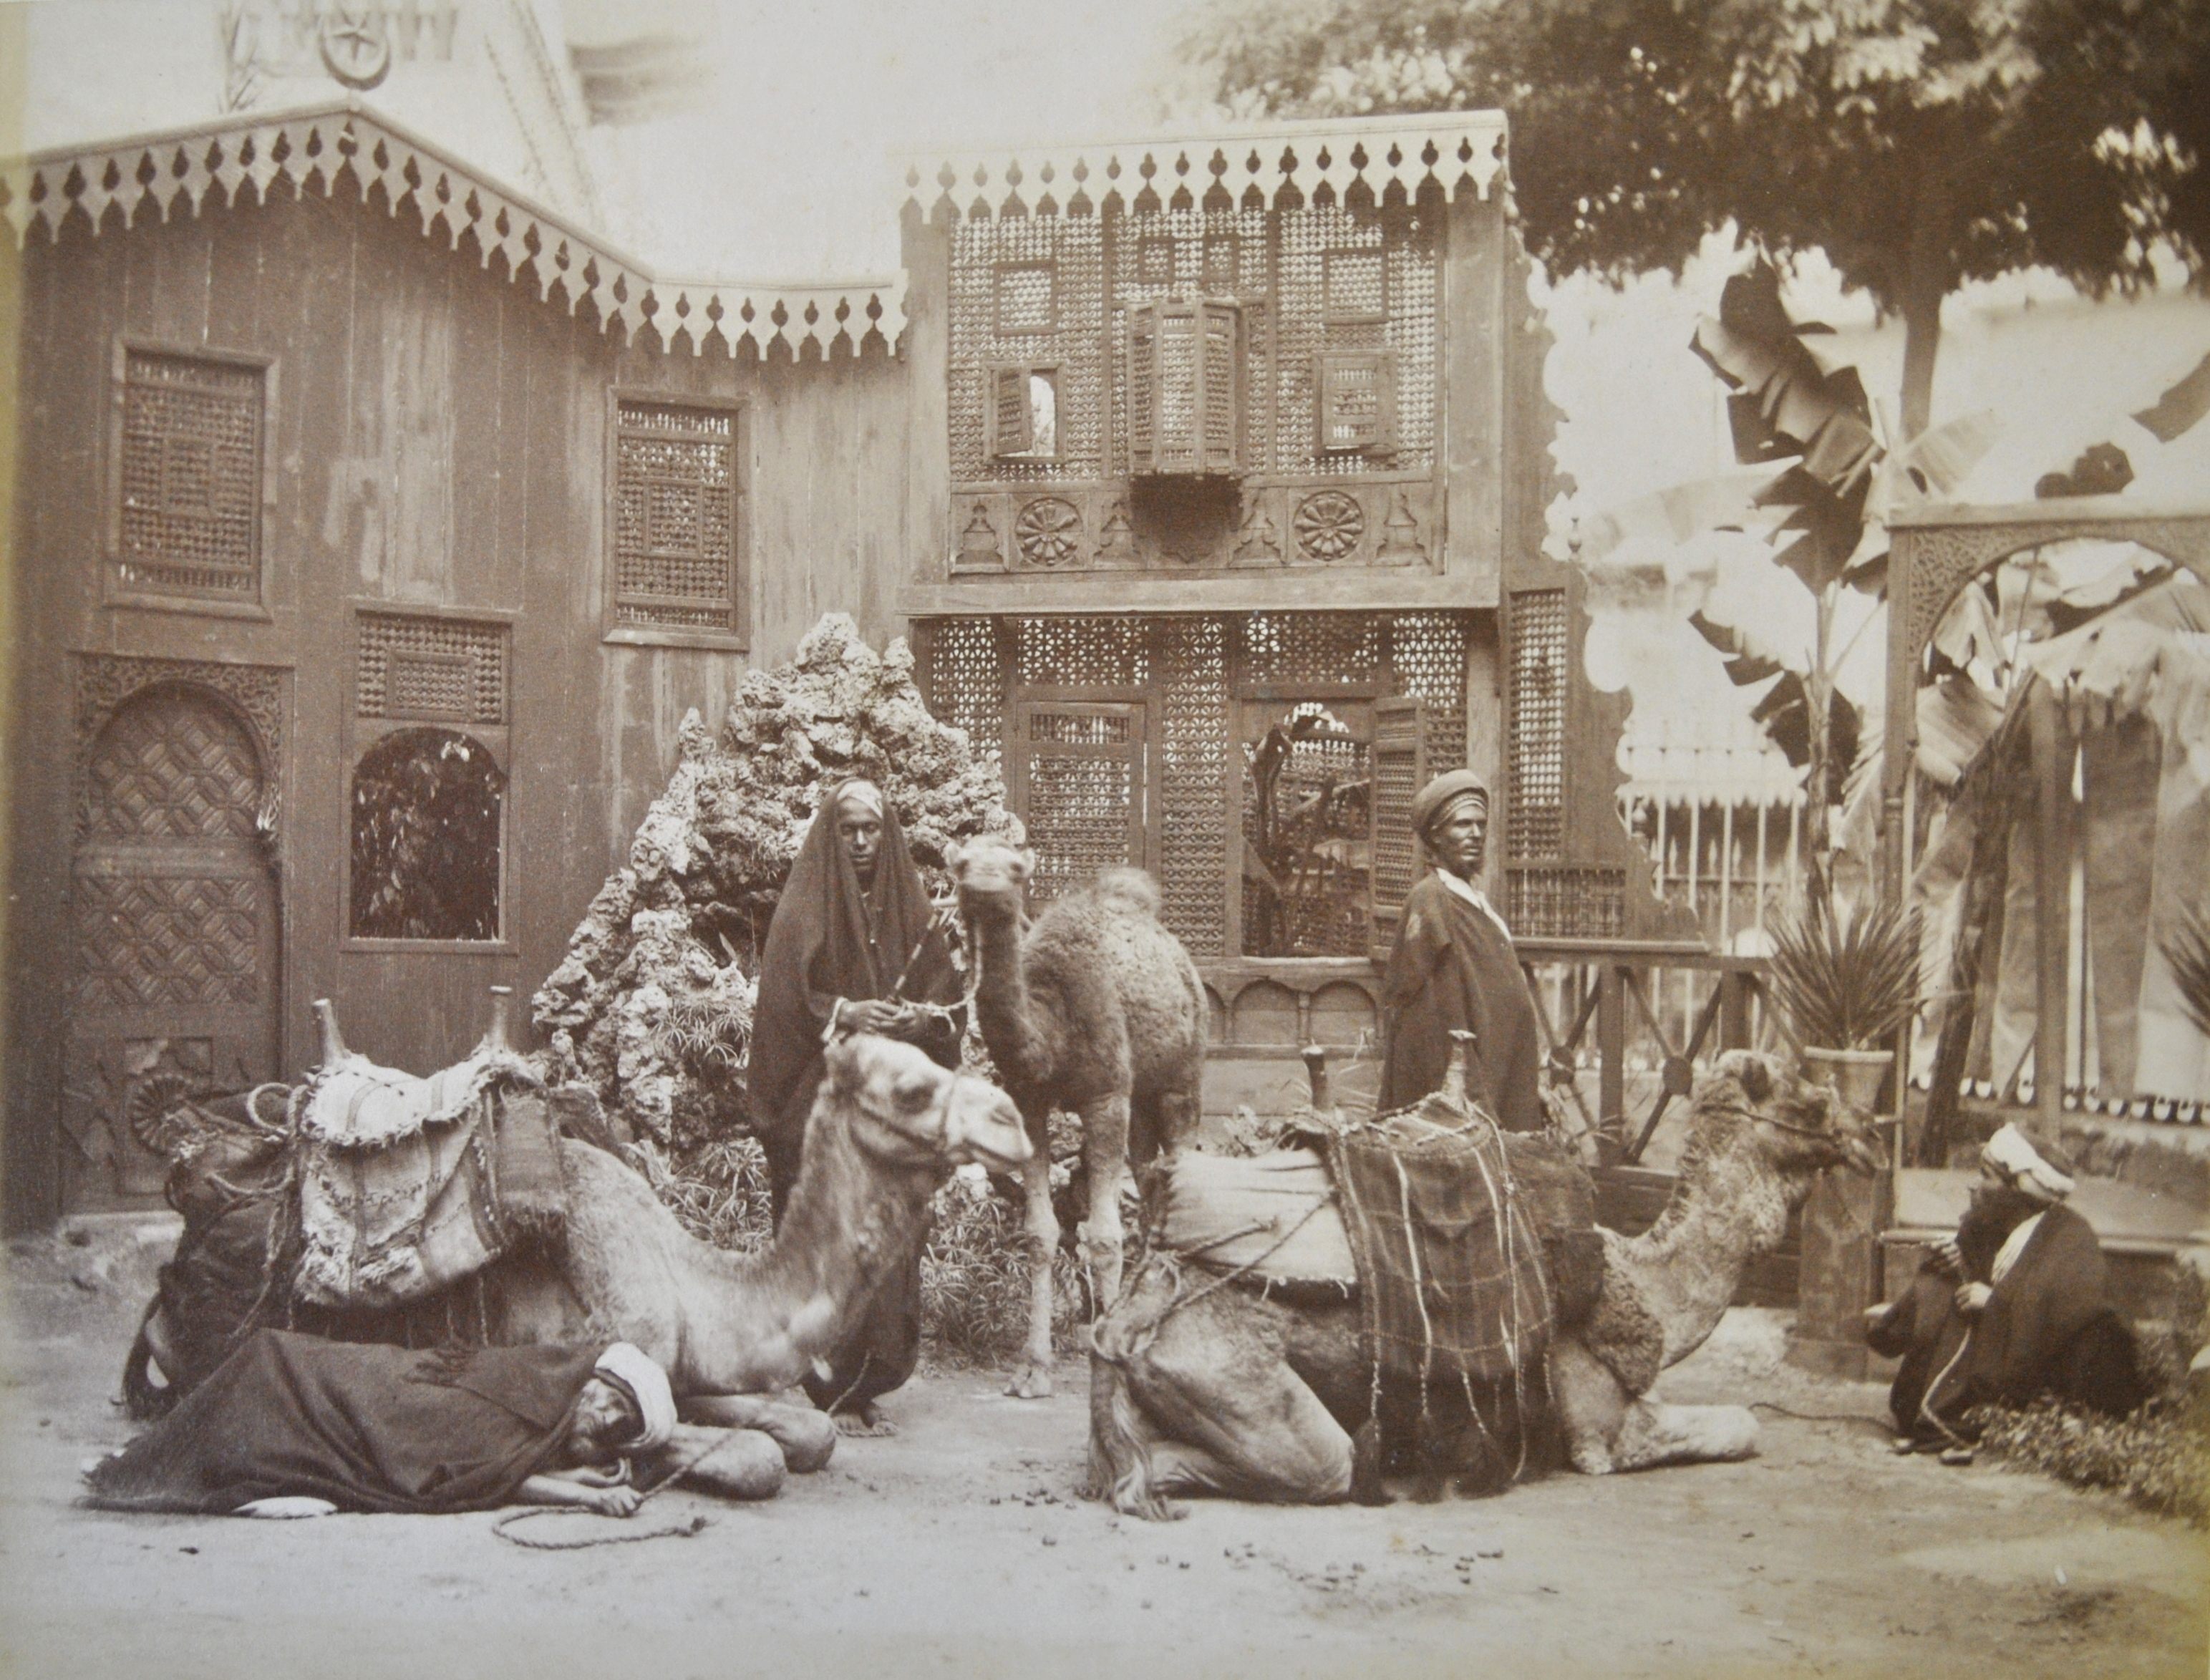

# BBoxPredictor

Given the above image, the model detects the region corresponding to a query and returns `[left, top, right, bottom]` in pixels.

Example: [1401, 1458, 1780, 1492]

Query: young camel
[946, 837, 1207, 1398]
[1087, 1050, 1882, 1516]
[131, 1020, 1032, 1492]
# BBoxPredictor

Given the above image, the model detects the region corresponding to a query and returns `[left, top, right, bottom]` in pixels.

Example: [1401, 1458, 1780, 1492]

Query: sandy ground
[2, 1223, 2204, 1680]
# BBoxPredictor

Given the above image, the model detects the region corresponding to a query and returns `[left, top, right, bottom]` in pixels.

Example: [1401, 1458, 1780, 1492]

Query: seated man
[82, 1329, 780, 1516]
[1866, 1123, 2148, 1463]
[1377, 769, 1545, 1130]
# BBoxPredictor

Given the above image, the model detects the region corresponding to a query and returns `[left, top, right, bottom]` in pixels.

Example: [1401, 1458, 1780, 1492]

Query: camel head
[1685, 1050, 1884, 1194]
[945, 836, 1034, 910]
[819, 1032, 1031, 1176]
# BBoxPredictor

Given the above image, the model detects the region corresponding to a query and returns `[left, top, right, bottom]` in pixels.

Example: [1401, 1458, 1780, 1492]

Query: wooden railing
[1516, 940, 1771, 1166]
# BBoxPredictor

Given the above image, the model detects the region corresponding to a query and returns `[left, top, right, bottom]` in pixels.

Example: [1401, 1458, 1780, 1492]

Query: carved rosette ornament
[1014, 497, 1084, 568]
[1294, 490, 1365, 563]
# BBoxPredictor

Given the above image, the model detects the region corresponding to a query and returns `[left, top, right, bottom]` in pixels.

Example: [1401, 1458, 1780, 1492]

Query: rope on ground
[1750, 1400, 1892, 1429]
[492, 1508, 713, 1551]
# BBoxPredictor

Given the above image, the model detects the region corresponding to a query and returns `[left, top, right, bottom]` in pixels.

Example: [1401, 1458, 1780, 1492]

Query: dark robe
[747, 783, 964, 1412]
[83, 1331, 602, 1515]
[1378, 872, 1543, 1130]
[1869, 1199, 2147, 1442]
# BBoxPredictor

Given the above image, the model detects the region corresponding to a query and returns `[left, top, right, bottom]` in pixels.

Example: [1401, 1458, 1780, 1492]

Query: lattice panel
[1030, 712, 1130, 744]
[1244, 612, 1382, 686]
[930, 618, 1007, 756]
[1372, 746, 1420, 905]
[355, 614, 508, 724]
[614, 401, 738, 633]
[1507, 590, 1568, 860]
[72, 873, 261, 1007]
[1158, 616, 1228, 958]
[1110, 209, 1271, 477]
[1505, 867, 1625, 940]
[1389, 611, 1470, 784]
[85, 691, 261, 840]
[1274, 207, 1435, 475]
[951, 218, 1105, 483]
[1016, 617, 1150, 688]
[117, 351, 262, 599]
[1025, 753, 1134, 902]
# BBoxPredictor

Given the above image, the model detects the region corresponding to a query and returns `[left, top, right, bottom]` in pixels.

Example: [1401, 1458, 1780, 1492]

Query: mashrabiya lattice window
[116, 350, 265, 601]
[611, 399, 741, 636]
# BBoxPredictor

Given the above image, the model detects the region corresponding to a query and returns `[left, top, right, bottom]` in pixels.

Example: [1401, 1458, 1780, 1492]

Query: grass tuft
[1969, 1398, 2210, 1527]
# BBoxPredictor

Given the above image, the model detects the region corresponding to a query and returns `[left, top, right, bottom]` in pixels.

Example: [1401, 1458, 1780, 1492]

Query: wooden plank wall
[3, 178, 910, 1227]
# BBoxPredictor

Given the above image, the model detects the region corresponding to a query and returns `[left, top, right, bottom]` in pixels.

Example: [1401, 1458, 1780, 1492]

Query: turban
[1982, 1122, 2075, 1205]
[834, 780, 885, 820]
[593, 1342, 677, 1454]
[1409, 769, 1491, 840]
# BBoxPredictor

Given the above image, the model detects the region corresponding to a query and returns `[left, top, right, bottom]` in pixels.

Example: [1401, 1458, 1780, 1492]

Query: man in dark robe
[1377, 769, 1545, 1130]
[1867, 1123, 2147, 1462]
[749, 778, 964, 1432]
[82, 1330, 676, 1517]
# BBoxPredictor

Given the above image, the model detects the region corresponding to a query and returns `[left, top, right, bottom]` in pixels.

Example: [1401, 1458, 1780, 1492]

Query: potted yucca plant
[1767, 893, 1920, 1110]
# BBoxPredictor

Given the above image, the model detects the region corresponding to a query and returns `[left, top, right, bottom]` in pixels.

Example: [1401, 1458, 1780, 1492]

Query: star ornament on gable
[319, 6, 393, 92]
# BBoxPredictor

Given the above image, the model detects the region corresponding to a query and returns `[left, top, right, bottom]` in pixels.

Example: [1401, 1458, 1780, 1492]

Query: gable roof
[2, 98, 905, 359]
[902, 110, 1509, 222]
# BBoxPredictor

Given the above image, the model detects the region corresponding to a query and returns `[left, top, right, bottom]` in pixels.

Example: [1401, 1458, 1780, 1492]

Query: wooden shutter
[1127, 301, 1241, 477]
[987, 366, 1033, 459]
[1367, 696, 1426, 961]
[1009, 698, 1149, 905]
[1317, 349, 1396, 456]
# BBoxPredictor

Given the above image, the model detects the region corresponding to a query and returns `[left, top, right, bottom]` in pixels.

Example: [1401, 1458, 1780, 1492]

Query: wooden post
[2029, 688, 2070, 1125]
[1596, 961, 1624, 1152]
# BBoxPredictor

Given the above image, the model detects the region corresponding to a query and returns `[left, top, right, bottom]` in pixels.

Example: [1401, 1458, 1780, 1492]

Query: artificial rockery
[532, 614, 1019, 1150]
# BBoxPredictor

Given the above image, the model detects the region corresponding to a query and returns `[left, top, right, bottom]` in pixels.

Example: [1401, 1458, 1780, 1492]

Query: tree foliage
[1201, 0, 2209, 432]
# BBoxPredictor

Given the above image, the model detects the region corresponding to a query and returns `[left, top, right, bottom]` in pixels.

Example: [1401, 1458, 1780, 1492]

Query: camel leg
[1549, 1337, 1631, 1475]
[658, 1422, 787, 1501]
[679, 1393, 838, 1473]
[1077, 1092, 1132, 1314]
[1609, 1398, 1760, 1470]
[1007, 1140, 1060, 1399]
[1087, 1271, 1352, 1520]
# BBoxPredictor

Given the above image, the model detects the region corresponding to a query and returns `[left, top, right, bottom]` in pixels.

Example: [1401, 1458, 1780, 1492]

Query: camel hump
[1092, 867, 1163, 920]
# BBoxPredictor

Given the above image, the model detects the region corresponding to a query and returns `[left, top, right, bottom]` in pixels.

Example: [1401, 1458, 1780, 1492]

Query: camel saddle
[293, 1049, 565, 1309]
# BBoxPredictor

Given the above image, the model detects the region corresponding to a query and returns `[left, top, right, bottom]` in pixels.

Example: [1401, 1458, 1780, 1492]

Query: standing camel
[130, 1016, 1033, 1490]
[1087, 1051, 1881, 1515]
[947, 837, 1207, 1397]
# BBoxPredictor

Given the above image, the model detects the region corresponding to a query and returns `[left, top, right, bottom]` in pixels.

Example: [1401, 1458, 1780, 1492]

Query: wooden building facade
[2, 104, 1654, 1228]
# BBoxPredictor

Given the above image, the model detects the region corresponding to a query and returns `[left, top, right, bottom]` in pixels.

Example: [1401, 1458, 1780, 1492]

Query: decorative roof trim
[901, 110, 1509, 220]
[3, 99, 905, 359]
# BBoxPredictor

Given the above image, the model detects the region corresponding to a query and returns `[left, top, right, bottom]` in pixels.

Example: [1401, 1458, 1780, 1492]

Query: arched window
[348, 728, 504, 941]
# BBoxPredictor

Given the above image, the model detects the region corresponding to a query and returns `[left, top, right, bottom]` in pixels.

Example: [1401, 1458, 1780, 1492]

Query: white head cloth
[835, 780, 885, 820]
[1982, 1122, 2075, 1205]
[593, 1341, 677, 1453]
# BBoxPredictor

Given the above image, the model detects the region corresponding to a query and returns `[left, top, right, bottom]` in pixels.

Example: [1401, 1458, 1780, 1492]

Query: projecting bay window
[606, 394, 747, 648]
[1126, 300, 1242, 477]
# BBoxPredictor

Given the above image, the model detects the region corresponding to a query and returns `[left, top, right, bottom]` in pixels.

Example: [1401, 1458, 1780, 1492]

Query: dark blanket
[1869, 1202, 2147, 1441]
[1324, 1102, 1556, 1487]
[86, 1331, 602, 1515]
[747, 783, 964, 1412]
[1378, 874, 1543, 1130]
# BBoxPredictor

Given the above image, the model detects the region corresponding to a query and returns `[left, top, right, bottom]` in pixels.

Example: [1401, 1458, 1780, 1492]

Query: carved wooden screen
[610, 399, 742, 637]
[113, 349, 266, 604]
[67, 685, 278, 1208]
[1502, 586, 1629, 938]
[1008, 697, 1152, 905]
[1126, 301, 1241, 477]
[1367, 696, 1426, 960]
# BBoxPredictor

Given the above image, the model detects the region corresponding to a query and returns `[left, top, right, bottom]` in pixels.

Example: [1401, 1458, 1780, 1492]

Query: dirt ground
[2, 1222, 2203, 1680]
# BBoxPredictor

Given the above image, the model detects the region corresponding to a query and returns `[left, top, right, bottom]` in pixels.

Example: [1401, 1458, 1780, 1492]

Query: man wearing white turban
[1866, 1123, 2146, 1460]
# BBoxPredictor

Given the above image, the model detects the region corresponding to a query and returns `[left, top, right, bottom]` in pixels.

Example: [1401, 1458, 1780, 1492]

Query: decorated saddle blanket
[1320, 1096, 1562, 1389]
[294, 1049, 563, 1309]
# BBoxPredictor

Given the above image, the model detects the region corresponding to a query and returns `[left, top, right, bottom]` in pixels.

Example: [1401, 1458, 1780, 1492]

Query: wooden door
[1007, 694, 1155, 905]
[64, 685, 281, 1209]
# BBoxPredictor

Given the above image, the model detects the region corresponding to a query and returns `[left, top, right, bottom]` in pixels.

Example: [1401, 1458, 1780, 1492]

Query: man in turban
[1866, 1122, 2147, 1462]
[1377, 769, 1545, 1129]
[84, 1331, 678, 1517]
[750, 778, 965, 1432]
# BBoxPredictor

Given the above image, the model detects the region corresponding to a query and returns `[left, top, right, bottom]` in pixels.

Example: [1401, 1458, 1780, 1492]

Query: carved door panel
[64, 686, 280, 1209]
[1007, 694, 1155, 906]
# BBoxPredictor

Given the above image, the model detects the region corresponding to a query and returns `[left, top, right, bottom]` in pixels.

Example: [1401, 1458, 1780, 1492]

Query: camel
[131, 1005, 1032, 1495]
[1085, 1048, 1881, 1518]
[946, 837, 1208, 1398]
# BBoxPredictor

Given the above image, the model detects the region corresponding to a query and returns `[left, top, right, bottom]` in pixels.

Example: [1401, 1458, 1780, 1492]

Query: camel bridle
[848, 1067, 1017, 1172]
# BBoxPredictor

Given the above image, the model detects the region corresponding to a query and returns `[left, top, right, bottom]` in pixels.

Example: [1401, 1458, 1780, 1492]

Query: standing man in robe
[1377, 769, 1545, 1130]
[749, 779, 965, 1433]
